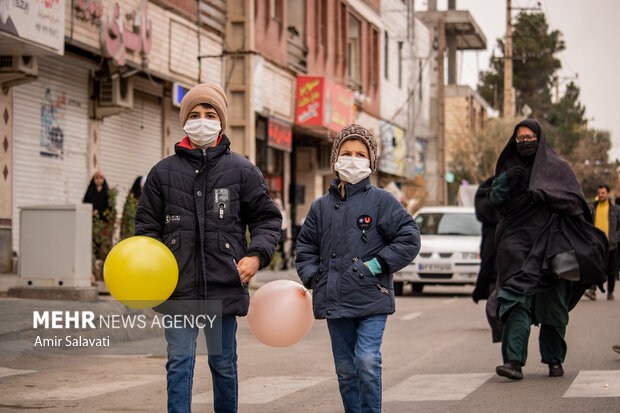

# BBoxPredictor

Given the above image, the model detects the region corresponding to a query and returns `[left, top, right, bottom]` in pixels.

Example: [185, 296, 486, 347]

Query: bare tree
[449, 117, 522, 184]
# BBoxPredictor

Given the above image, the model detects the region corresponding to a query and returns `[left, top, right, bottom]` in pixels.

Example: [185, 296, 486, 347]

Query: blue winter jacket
[296, 177, 420, 319]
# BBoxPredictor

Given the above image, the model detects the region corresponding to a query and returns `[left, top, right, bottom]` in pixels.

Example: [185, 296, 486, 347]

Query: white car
[394, 206, 482, 295]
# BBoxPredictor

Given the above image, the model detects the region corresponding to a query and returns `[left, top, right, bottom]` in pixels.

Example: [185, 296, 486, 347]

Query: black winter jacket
[135, 135, 281, 316]
[296, 178, 420, 319]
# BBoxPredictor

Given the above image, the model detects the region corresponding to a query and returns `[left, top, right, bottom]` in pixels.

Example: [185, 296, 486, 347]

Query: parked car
[394, 206, 482, 295]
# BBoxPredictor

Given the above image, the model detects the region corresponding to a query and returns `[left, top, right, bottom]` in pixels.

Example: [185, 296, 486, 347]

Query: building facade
[0, 0, 226, 270]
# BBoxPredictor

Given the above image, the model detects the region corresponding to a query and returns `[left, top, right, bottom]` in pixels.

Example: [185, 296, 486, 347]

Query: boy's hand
[237, 256, 260, 284]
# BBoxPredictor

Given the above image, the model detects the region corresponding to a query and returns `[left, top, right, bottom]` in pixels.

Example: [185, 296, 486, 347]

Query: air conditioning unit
[95, 74, 134, 118]
[0, 55, 38, 86]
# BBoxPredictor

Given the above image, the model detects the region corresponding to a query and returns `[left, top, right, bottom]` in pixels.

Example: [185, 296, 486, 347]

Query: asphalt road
[0, 280, 619, 412]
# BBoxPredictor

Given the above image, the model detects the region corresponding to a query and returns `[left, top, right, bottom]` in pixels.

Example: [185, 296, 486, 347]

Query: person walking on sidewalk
[295, 124, 420, 413]
[584, 185, 619, 300]
[136, 83, 281, 413]
[488, 119, 607, 381]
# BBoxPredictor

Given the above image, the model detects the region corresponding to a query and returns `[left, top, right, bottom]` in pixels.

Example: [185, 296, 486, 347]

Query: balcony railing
[287, 36, 308, 74]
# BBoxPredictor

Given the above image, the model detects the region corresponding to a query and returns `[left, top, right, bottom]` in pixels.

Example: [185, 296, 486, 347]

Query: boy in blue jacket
[296, 123, 420, 413]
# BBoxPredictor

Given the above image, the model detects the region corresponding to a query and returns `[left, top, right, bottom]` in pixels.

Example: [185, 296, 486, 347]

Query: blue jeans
[164, 316, 238, 413]
[326, 314, 387, 413]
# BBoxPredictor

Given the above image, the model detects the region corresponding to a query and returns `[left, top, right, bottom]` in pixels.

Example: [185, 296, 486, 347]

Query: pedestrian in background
[296, 124, 420, 413]
[120, 175, 145, 240]
[472, 176, 502, 343]
[488, 119, 607, 381]
[584, 185, 619, 300]
[136, 83, 281, 413]
[83, 170, 112, 261]
[83, 170, 109, 220]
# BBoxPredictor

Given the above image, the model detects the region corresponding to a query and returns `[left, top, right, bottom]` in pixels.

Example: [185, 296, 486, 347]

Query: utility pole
[437, 18, 447, 205]
[503, 0, 515, 118]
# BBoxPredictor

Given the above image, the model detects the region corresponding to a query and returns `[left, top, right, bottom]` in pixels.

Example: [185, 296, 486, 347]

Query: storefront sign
[295, 76, 353, 134]
[101, 0, 152, 66]
[378, 122, 406, 177]
[267, 117, 292, 152]
[0, 0, 65, 54]
[172, 82, 190, 107]
[265, 176, 283, 192]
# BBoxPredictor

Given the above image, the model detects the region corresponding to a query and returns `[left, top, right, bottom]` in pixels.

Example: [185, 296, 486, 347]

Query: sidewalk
[0, 268, 301, 346]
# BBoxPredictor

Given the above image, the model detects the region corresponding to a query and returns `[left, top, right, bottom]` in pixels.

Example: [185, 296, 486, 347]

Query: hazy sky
[417, 0, 620, 160]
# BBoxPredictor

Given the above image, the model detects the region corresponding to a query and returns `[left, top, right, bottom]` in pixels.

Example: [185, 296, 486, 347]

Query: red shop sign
[295, 76, 353, 134]
[267, 118, 292, 152]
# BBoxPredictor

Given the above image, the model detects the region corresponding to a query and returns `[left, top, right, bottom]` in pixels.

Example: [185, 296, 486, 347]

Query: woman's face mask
[334, 156, 372, 184]
[516, 140, 538, 157]
[184, 118, 221, 148]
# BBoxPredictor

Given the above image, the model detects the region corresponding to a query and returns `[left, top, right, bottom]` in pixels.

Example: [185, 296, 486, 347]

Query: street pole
[437, 18, 446, 205]
[503, 0, 515, 118]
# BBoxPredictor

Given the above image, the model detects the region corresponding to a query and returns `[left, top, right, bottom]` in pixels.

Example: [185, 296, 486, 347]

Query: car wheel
[411, 283, 424, 293]
[394, 281, 404, 296]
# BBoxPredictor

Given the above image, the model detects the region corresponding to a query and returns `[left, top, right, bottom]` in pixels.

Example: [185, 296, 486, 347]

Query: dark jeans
[164, 316, 238, 413]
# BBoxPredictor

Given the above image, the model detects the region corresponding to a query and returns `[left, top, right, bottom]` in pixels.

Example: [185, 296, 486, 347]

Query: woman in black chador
[488, 119, 607, 380]
[83, 171, 110, 220]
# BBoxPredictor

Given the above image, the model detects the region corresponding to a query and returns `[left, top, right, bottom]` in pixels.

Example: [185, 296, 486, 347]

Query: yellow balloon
[104, 236, 178, 309]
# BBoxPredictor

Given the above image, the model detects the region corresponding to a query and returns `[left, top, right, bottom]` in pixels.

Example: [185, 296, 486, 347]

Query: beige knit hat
[331, 124, 378, 173]
[179, 83, 229, 133]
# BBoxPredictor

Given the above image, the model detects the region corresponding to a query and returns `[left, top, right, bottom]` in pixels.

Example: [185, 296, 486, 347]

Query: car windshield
[415, 212, 482, 236]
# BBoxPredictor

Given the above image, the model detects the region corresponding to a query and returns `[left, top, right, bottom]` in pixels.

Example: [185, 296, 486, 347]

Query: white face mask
[334, 156, 372, 185]
[184, 118, 221, 148]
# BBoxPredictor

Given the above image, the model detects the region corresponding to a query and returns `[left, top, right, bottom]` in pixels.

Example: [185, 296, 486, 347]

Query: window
[347, 14, 361, 87]
[271, 0, 284, 23]
[372, 28, 379, 86]
[398, 41, 403, 88]
[384, 31, 389, 80]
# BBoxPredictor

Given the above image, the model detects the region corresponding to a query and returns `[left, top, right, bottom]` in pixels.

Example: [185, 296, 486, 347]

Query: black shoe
[496, 361, 523, 380]
[608, 292, 614, 301]
[549, 363, 564, 377]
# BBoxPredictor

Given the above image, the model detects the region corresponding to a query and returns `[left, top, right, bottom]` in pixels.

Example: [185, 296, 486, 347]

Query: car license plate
[418, 263, 451, 272]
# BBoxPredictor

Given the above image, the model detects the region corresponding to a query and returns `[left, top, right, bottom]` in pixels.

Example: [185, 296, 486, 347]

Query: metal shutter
[99, 91, 163, 209]
[12, 55, 91, 252]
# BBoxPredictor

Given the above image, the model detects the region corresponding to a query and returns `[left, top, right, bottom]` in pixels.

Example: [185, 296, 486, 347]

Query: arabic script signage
[100, 0, 152, 66]
[0, 0, 65, 54]
[295, 76, 353, 134]
[267, 117, 292, 152]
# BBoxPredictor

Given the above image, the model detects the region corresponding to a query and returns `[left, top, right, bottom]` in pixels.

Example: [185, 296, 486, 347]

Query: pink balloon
[247, 280, 314, 347]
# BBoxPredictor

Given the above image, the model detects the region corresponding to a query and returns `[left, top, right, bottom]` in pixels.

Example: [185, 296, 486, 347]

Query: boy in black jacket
[136, 83, 281, 413]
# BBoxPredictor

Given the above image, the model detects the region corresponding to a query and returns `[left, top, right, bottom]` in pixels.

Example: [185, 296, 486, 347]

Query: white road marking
[193, 376, 330, 405]
[10, 375, 163, 401]
[384, 373, 494, 401]
[0, 367, 36, 378]
[563, 370, 620, 398]
[400, 312, 422, 321]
